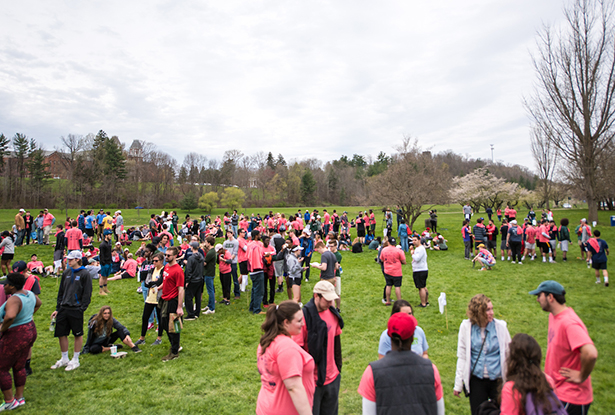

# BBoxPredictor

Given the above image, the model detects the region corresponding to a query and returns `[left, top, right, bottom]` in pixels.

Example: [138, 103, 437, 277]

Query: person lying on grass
[82, 306, 141, 354]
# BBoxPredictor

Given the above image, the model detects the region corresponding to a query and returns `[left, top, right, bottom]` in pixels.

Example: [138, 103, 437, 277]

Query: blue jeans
[205, 275, 215, 311]
[37, 228, 44, 245]
[249, 271, 264, 314]
[232, 225, 238, 237]
[141, 282, 156, 325]
[400, 236, 409, 252]
[15, 229, 24, 246]
[231, 263, 240, 297]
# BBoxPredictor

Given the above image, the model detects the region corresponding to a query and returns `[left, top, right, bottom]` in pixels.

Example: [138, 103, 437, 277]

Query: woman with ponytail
[500, 333, 566, 415]
[256, 300, 314, 415]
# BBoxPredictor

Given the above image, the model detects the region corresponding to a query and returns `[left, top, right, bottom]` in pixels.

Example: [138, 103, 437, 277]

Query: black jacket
[56, 266, 92, 312]
[83, 315, 130, 354]
[185, 251, 204, 283]
[302, 298, 344, 387]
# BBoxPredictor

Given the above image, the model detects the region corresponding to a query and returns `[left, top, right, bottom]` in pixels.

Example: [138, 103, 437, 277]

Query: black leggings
[262, 275, 276, 305]
[469, 375, 501, 415]
[89, 331, 124, 354]
[220, 272, 232, 300]
[509, 241, 522, 262]
[141, 302, 163, 338]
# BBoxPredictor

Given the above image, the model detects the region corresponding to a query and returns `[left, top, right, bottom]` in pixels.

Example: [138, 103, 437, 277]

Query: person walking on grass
[410, 235, 429, 308]
[50, 251, 92, 371]
[295, 281, 343, 415]
[380, 237, 406, 306]
[529, 280, 598, 415]
[586, 230, 609, 287]
[160, 246, 184, 362]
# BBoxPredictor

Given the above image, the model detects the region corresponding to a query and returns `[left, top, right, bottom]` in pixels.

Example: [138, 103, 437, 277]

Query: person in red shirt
[65, 221, 83, 253]
[160, 246, 184, 362]
[530, 281, 598, 415]
[322, 210, 331, 235]
[380, 237, 407, 305]
[523, 221, 537, 261]
[247, 230, 266, 315]
[295, 281, 343, 415]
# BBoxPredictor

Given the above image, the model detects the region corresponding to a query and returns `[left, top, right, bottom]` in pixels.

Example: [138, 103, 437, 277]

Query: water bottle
[173, 318, 182, 334]
[49, 317, 56, 332]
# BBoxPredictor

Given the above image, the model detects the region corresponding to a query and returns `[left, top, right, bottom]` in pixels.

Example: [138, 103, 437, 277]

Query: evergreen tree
[300, 170, 317, 205]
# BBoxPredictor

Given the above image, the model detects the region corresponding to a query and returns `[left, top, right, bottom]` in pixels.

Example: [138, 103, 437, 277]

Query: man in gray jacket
[184, 241, 204, 321]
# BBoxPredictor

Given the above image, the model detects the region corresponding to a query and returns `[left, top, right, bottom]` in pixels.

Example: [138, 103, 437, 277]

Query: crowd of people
[0, 204, 605, 414]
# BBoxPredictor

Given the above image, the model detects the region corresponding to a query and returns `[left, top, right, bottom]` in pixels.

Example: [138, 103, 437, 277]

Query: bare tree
[525, 0, 615, 222]
[530, 126, 558, 208]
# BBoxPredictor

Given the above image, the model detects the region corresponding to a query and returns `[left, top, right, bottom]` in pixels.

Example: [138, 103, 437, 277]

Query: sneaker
[147, 322, 155, 330]
[184, 317, 197, 321]
[518, 262, 523, 265]
[50, 359, 69, 370]
[223, 300, 230, 305]
[201, 306, 210, 312]
[65, 360, 80, 371]
[596, 280, 601, 284]
[131, 346, 142, 353]
[204, 309, 215, 315]
[511, 261, 516, 264]
[16, 398, 25, 407]
[161, 352, 179, 362]
[178, 346, 183, 352]
[381, 298, 387, 304]
[135, 339, 146, 346]
[152, 339, 162, 346]
[0, 399, 19, 411]
[304, 278, 309, 282]
[275, 288, 283, 293]
[417, 303, 428, 308]
[136, 286, 143, 294]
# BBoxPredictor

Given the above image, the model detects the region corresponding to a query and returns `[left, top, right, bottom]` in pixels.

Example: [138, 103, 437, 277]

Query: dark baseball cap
[529, 280, 565, 296]
[11, 261, 27, 273]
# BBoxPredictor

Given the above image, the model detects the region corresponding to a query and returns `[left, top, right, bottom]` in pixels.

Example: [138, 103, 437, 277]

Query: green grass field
[3, 206, 614, 414]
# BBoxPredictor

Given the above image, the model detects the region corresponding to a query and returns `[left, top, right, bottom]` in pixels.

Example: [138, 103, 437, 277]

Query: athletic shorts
[1, 253, 13, 261]
[525, 242, 535, 250]
[549, 240, 557, 251]
[384, 273, 402, 287]
[475, 241, 484, 249]
[54, 250, 64, 262]
[537, 241, 550, 252]
[85, 228, 94, 237]
[100, 264, 112, 278]
[500, 240, 508, 250]
[334, 276, 341, 296]
[487, 240, 496, 250]
[357, 229, 365, 237]
[412, 271, 428, 289]
[273, 260, 284, 277]
[592, 261, 607, 270]
[55, 307, 84, 337]
[239, 261, 248, 275]
[120, 271, 133, 279]
[287, 276, 302, 287]
[560, 240, 569, 252]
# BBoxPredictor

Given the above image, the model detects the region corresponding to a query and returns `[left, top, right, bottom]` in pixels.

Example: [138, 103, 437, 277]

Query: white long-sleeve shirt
[411, 245, 428, 272]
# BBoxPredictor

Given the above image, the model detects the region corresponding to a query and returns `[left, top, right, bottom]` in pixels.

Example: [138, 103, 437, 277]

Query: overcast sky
[0, 0, 566, 171]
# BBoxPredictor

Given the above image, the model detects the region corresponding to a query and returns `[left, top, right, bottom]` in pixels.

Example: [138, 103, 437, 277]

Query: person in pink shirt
[27, 254, 44, 274]
[322, 210, 331, 235]
[523, 221, 537, 261]
[237, 228, 250, 292]
[65, 221, 84, 253]
[257, 301, 314, 415]
[109, 253, 138, 280]
[42, 208, 55, 245]
[369, 209, 376, 233]
[499, 333, 565, 415]
[216, 244, 233, 305]
[530, 280, 598, 415]
[536, 219, 553, 263]
[380, 238, 407, 305]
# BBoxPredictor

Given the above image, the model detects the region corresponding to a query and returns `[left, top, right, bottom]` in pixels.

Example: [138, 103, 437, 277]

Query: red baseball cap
[388, 312, 417, 341]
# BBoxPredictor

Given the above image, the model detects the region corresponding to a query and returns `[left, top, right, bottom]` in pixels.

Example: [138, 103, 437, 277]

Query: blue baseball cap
[529, 280, 565, 296]
[103, 229, 113, 236]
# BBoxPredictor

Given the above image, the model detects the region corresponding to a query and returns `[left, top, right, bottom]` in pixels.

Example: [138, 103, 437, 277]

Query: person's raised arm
[283, 376, 312, 415]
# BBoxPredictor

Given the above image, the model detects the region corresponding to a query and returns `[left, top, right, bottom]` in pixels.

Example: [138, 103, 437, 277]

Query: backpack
[525, 391, 567, 415]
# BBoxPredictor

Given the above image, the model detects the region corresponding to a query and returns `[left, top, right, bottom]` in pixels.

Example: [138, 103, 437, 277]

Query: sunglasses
[152, 259, 160, 262]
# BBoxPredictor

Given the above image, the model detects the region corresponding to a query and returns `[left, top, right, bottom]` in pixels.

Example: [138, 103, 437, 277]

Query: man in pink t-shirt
[295, 281, 343, 415]
[380, 238, 407, 305]
[530, 280, 598, 414]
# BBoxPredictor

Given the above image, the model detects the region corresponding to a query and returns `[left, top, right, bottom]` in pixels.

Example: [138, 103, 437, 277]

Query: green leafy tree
[300, 170, 317, 205]
[28, 146, 51, 205]
[220, 187, 245, 211]
[198, 191, 219, 213]
[181, 192, 198, 212]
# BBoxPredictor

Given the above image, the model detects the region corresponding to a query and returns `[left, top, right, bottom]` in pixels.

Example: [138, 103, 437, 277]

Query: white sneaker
[381, 299, 387, 304]
[511, 261, 516, 264]
[204, 309, 215, 315]
[201, 306, 210, 312]
[65, 360, 80, 371]
[50, 359, 69, 370]
[518, 262, 523, 265]
[596, 279, 601, 284]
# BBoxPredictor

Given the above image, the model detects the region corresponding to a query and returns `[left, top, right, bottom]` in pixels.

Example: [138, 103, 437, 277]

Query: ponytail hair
[259, 300, 301, 354]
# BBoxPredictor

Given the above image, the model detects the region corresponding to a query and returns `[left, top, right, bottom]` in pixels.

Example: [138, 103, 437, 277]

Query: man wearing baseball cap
[530, 280, 598, 414]
[358, 312, 444, 414]
[295, 281, 343, 415]
[50, 250, 92, 371]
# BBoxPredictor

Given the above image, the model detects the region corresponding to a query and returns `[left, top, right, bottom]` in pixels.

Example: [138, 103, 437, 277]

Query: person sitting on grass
[83, 306, 141, 354]
[26, 254, 45, 275]
[352, 237, 363, 253]
[432, 233, 448, 251]
[108, 253, 138, 281]
[473, 243, 496, 271]
[368, 236, 381, 250]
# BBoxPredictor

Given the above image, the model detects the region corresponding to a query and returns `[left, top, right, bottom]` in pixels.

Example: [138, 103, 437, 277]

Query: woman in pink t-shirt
[216, 244, 232, 305]
[257, 301, 315, 415]
[500, 333, 565, 415]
